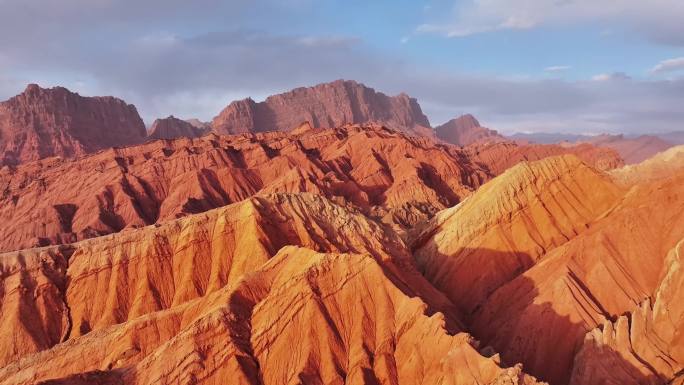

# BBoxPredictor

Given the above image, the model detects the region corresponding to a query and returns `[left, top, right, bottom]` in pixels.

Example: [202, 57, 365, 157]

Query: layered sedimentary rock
[0, 124, 487, 253]
[211, 80, 433, 136]
[466, 141, 624, 173]
[0, 245, 73, 367]
[411, 155, 623, 318]
[0, 193, 542, 385]
[0, 123, 624, 254]
[184, 118, 211, 132]
[0, 84, 146, 166]
[413, 153, 684, 384]
[582, 134, 674, 164]
[435, 114, 504, 146]
[611, 144, 684, 186]
[2, 116, 658, 384]
[147, 115, 207, 140]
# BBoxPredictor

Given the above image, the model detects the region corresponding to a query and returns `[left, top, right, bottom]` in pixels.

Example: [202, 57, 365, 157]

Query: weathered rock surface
[0, 123, 624, 254]
[147, 115, 207, 140]
[411, 155, 623, 318]
[466, 141, 624, 173]
[0, 194, 543, 385]
[435, 114, 505, 146]
[413, 153, 684, 384]
[611, 144, 684, 186]
[1, 118, 662, 385]
[0, 124, 492, 252]
[582, 134, 674, 164]
[0, 84, 146, 166]
[0, 193, 455, 365]
[211, 80, 433, 136]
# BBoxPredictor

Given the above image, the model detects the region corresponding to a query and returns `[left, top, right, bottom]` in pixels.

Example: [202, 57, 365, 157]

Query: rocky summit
[0, 82, 681, 385]
[211, 79, 433, 137]
[435, 114, 505, 146]
[0, 84, 146, 166]
[147, 115, 208, 140]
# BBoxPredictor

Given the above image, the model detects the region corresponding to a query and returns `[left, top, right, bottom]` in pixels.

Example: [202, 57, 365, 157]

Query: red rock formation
[211, 80, 432, 136]
[3, 119, 662, 385]
[435, 114, 505, 146]
[466, 140, 624, 173]
[582, 134, 674, 164]
[0, 193, 542, 385]
[611, 144, 684, 185]
[0, 84, 146, 166]
[411, 155, 623, 318]
[0, 124, 490, 253]
[184, 118, 211, 132]
[147, 115, 207, 140]
[413, 154, 684, 384]
[0, 123, 625, 254]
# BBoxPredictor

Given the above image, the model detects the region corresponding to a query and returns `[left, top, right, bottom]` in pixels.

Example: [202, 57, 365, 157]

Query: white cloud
[591, 72, 631, 81]
[650, 57, 684, 74]
[417, 0, 684, 45]
[544, 66, 571, 72]
[0, 0, 682, 135]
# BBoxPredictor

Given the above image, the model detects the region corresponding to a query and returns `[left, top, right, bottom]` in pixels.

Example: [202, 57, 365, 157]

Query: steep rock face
[0, 193, 457, 368]
[435, 114, 505, 146]
[0, 84, 146, 165]
[119, 247, 539, 385]
[583, 134, 674, 164]
[147, 115, 207, 140]
[412, 153, 684, 384]
[467, 141, 624, 173]
[0, 249, 544, 385]
[411, 155, 623, 318]
[0, 124, 493, 252]
[211, 80, 432, 136]
[569, 239, 684, 385]
[0, 123, 625, 254]
[0, 245, 73, 366]
[467, 168, 684, 384]
[611, 144, 684, 186]
[0, 198, 543, 385]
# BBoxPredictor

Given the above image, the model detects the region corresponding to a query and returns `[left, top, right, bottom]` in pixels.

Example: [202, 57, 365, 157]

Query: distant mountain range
[2, 79, 684, 385]
[1, 79, 681, 168]
[510, 131, 681, 164]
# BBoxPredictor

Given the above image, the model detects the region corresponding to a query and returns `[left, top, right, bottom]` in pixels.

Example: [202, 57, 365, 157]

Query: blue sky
[1, 0, 683, 134]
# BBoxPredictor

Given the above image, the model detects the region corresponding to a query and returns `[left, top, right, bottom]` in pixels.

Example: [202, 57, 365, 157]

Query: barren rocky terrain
[0, 81, 681, 385]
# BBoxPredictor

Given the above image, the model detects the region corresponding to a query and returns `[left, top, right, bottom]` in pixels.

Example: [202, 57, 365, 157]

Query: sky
[1, 0, 683, 135]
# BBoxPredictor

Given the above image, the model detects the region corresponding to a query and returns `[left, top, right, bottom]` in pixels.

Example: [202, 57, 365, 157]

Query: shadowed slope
[611, 144, 684, 186]
[0, 244, 542, 384]
[211, 79, 432, 137]
[0, 193, 457, 368]
[0, 123, 624, 254]
[0, 84, 145, 166]
[412, 153, 684, 384]
[411, 155, 623, 317]
[0, 124, 491, 252]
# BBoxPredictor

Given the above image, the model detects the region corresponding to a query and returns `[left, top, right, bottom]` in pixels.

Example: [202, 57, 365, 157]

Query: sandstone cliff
[581, 134, 674, 164]
[0, 120, 661, 385]
[413, 153, 684, 384]
[211, 80, 433, 136]
[0, 193, 542, 385]
[435, 114, 505, 146]
[0, 123, 625, 254]
[147, 115, 207, 140]
[0, 84, 146, 165]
